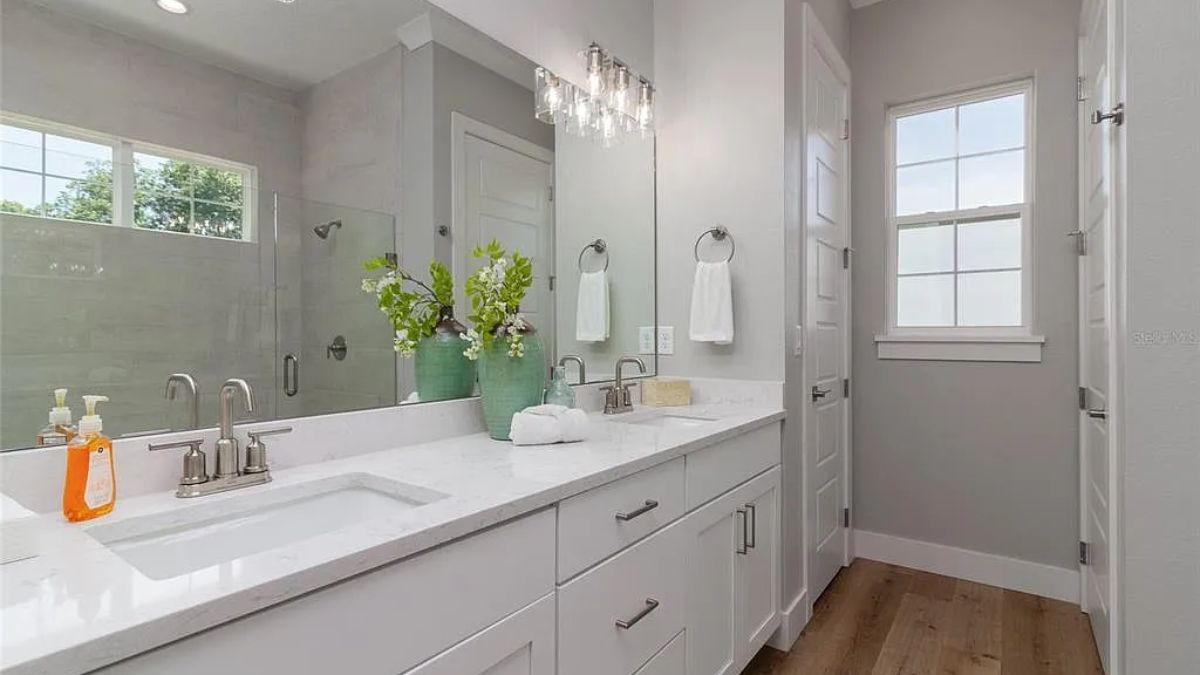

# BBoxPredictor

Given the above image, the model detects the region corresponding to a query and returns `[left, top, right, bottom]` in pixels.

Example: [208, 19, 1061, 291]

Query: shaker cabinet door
[405, 592, 555, 675]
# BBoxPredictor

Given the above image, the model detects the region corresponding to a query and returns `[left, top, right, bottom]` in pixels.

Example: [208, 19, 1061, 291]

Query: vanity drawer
[634, 631, 686, 675]
[557, 456, 685, 580]
[686, 422, 781, 509]
[557, 520, 686, 675]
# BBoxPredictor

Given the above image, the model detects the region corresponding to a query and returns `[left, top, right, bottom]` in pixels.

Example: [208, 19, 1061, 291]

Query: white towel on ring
[575, 270, 610, 342]
[689, 260, 734, 344]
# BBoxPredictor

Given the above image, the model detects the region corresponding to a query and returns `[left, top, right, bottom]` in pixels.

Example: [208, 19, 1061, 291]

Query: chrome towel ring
[694, 225, 735, 262]
[578, 238, 609, 272]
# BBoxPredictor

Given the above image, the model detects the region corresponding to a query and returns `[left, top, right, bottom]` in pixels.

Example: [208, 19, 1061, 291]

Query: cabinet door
[683, 487, 743, 675]
[406, 592, 555, 675]
[736, 467, 781, 660]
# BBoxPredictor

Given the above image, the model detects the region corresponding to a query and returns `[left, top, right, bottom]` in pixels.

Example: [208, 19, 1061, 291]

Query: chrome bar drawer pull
[615, 598, 660, 629]
[615, 499, 659, 522]
[736, 508, 748, 555]
[745, 503, 757, 549]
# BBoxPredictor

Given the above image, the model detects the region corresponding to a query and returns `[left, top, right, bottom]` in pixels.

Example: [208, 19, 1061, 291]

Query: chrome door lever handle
[1087, 408, 1107, 420]
[812, 385, 832, 401]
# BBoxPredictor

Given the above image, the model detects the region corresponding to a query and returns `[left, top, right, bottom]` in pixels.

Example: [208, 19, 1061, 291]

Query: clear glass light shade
[535, 68, 565, 124]
[585, 44, 606, 100]
[635, 80, 655, 137]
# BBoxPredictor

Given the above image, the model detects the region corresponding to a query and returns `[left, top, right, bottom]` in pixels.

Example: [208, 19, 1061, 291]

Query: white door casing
[1077, 0, 1122, 671]
[452, 113, 555, 366]
[803, 5, 852, 605]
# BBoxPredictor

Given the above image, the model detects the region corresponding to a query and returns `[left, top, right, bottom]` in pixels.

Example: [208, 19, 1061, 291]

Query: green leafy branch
[361, 256, 454, 357]
[462, 240, 534, 360]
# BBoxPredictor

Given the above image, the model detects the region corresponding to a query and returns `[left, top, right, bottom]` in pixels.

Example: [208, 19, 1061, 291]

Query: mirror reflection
[0, 0, 656, 451]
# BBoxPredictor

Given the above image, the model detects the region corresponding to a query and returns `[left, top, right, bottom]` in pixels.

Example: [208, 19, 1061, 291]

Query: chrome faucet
[165, 373, 200, 429]
[602, 356, 647, 414]
[215, 378, 255, 479]
[150, 377, 290, 498]
[559, 354, 587, 384]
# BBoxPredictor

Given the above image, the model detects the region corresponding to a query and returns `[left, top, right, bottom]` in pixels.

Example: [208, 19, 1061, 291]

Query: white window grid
[0, 113, 257, 242]
[884, 79, 1036, 336]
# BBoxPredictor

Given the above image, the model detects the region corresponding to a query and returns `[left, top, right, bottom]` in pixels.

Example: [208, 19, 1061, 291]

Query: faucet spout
[219, 378, 255, 439]
[614, 356, 648, 390]
[559, 354, 587, 384]
[165, 373, 200, 430]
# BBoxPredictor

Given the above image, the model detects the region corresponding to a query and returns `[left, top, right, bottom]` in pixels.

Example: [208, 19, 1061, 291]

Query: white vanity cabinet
[684, 467, 782, 675]
[404, 593, 556, 675]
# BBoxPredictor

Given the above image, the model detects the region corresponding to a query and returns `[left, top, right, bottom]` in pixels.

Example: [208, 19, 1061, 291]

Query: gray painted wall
[1122, 1, 1200, 670]
[850, 0, 1081, 569]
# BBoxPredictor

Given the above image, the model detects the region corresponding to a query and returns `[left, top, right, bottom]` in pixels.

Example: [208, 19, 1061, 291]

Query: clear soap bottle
[543, 366, 576, 408]
[37, 388, 77, 447]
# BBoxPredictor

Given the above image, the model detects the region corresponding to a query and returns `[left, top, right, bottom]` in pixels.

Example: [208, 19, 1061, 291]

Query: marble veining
[0, 402, 783, 675]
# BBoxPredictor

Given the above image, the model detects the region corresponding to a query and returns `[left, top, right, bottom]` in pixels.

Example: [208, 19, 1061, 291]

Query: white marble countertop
[0, 403, 783, 675]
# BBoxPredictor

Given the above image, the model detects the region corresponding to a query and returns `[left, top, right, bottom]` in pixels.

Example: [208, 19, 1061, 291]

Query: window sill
[874, 334, 1045, 363]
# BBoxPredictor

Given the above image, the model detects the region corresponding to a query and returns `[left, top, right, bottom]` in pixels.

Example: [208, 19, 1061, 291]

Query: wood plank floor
[744, 559, 1104, 675]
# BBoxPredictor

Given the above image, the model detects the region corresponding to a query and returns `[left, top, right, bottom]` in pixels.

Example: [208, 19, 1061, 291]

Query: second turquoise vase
[477, 330, 546, 440]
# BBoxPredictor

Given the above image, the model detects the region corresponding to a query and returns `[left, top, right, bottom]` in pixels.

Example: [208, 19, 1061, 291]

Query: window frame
[878, 79, 1045, 361]
[0, 112, 257, 242]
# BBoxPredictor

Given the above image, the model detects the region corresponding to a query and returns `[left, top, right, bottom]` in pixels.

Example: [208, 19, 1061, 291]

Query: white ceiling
[31, 0, 434, 90]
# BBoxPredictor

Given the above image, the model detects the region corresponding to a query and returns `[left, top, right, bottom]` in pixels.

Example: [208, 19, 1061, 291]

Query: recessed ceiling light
[155, 0, 189, 15]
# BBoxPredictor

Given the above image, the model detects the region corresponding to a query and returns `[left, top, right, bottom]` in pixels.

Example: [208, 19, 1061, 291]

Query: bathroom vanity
[0, 399, 783, 675]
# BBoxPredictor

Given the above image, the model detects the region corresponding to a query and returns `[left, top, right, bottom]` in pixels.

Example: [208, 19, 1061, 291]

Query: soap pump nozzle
[79, 395, 109, 436]
[49, 388, 72, 425]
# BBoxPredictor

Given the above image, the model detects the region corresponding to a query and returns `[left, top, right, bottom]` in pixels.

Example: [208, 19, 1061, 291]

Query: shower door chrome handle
[283, 353, 299, 397]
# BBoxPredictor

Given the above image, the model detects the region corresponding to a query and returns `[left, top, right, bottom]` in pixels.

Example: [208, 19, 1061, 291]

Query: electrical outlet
[657, 326, 675, 355]
[638, 326, 656, 354]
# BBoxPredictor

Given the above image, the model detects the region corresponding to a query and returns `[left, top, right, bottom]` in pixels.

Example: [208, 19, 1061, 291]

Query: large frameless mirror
[0, 0, 656, 452]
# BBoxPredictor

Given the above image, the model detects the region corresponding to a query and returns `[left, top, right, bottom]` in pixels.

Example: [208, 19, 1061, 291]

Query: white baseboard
[766, 588, 810, 651]
[853, 530, 1080, 605]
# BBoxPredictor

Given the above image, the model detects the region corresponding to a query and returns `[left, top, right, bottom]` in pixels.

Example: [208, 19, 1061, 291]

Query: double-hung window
[879, 80, 1043, 361]
[0, 114, 256, 241]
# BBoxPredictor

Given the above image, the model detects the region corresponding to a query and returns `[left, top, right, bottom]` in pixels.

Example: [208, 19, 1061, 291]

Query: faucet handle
[244, 426, 291, 474]
[148, 438, 209, 486]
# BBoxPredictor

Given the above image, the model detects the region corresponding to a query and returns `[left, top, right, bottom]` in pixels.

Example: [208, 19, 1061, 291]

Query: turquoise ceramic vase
[477, 327, 546, 440]
[413, 306, 477, 402]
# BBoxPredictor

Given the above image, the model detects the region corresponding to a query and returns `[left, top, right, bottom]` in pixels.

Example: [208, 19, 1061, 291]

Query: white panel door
[804, 25, 851, 603]
[405, 593, 556, 675]
[1078, 0, 1120, 671]
[460, 130, 555, 363]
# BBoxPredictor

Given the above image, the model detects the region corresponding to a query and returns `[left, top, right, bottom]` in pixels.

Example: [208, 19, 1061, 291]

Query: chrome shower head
[313, 220, 342, 239]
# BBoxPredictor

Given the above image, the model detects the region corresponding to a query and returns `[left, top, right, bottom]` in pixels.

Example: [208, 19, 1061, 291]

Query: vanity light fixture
[155, 0, 189, 14]
[534, 43, 655, 145]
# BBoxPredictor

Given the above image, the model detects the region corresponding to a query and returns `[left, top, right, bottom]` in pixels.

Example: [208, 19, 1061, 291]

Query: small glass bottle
[543, 366, 576, 408]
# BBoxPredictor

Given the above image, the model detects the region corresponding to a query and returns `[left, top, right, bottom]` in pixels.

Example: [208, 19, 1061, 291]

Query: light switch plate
[793, 325, 804, 356]
[657, 326, 675, 355]
[638, 326, 655, 355]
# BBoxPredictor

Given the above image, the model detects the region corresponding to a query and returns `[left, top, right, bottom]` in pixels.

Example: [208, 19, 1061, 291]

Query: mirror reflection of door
[454, 115, 556, 374]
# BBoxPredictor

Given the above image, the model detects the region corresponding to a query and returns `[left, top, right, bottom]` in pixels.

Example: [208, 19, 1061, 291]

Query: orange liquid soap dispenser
[63, 394, 116, 522]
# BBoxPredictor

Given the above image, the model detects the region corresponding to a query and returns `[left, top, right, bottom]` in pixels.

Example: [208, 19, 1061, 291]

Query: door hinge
[1076, 76, 1087, 102]
[843, 378, 850, 397]
[841, 118, 850, 140]
[547, 185, 554, 202]
[548, 275, 556, 291]
[843, 507, 850, 528]
[842, 247, 851, 269]
[1079, 541, 1089, 566]
[1078, 386, 1088, 410]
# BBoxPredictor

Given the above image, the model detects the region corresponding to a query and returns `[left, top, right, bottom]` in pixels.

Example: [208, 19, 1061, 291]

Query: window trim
[878, 79, 1044, 361]
[1, 112, 258, 242]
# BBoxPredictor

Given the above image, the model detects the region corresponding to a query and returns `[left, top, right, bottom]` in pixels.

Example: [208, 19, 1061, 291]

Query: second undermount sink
[86, 473, 448, 580]
[616, 410, 718, 430]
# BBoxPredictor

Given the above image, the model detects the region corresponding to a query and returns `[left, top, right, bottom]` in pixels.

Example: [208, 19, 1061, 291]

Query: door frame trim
[800, 2, 853, 619]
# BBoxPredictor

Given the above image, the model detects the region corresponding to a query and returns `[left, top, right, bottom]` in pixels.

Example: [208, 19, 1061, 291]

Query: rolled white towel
[509, 405, 590, 445]
[510, 409, 563, 445]
[558, 408, 590, 443]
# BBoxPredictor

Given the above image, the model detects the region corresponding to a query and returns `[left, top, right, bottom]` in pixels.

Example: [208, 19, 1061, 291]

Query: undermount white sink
[86, 473, 448, 580]
[616, 411, 718, 429]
